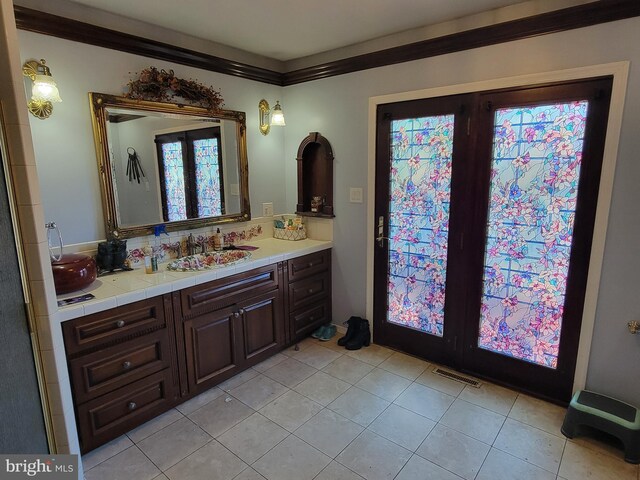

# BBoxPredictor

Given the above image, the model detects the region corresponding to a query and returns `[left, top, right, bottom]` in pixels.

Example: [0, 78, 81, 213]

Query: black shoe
[338, 316, 362, 346]
[346, 319, 371, 350]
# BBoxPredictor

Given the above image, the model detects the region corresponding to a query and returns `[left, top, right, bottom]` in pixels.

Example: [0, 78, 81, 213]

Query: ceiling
[66, 0, 532, 61]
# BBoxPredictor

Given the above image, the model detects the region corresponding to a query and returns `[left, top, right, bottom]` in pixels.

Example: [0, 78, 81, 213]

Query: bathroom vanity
[59, 241, 332, 452]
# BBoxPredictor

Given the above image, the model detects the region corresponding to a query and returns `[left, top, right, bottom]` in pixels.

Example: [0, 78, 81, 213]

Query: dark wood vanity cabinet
[62, 251, 329, 452]
[287, 250, 332, 340]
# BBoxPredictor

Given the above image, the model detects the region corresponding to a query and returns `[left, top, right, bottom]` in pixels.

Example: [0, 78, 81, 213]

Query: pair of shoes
[312, 324, 337, 341]
[319, 324, 336, 342]
[338, 317, 371, 350]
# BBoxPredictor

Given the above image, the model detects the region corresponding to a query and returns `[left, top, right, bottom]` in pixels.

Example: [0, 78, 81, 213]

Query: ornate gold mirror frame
[89, 92, 250, 239]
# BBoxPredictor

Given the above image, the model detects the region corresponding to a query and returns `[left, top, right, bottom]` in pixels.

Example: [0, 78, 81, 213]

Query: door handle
[376, 236, 389, 248]
[376, 215, 389, 247]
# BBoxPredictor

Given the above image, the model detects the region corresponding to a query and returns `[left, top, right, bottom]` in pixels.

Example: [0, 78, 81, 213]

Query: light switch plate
[230, 183, 240, 195]
[349, 187, 363, 203]
[262, 202, 274, 217]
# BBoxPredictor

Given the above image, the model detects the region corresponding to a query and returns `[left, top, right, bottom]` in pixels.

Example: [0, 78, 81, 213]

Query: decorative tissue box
[273, 215, 307, 241]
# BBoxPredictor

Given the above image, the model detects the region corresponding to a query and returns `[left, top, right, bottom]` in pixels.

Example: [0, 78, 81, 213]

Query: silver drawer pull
[122, 361, 132, 370]
[309, 316, 315, 322]
[128, 402, 137, 411]
[308, 289, 314, 294]
[116, 320, 125, 328]
[308, 262, 314, 268]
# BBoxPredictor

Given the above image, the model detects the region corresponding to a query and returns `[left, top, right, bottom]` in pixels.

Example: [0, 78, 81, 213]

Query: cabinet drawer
[77, 369, 175, 453]
[63, 296, 167, 355]
[69, 330, 171, 404]
[181, 264, 279, 317]
[291, 300, 331, 339]
[287, 250, 330, 282]
[289, 271, 330, 311]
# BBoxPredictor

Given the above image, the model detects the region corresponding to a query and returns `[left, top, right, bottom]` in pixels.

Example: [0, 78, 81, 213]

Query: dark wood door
[183, 304, 241, 392]
[238, 289, 284, 364]
[374, 78, 613, 402]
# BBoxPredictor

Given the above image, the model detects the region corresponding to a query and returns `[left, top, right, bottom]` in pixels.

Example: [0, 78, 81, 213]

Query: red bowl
[51, 254, 97, 295]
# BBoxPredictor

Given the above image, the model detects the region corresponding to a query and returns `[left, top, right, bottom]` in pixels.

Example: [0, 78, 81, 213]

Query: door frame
[366, 62, 630, 394]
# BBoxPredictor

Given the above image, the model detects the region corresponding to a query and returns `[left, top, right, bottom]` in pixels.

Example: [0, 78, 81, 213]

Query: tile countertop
[56, 238, 332, 323]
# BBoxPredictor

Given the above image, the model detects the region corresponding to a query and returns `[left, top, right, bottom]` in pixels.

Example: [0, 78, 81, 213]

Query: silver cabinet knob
[116, 320, 125, 328]
[308, 262, 314, 268]
[308, 289, 314, 294]
[128, 402, 137, 411]
[238, 308, 245, 316]
[122, 361, 132, 370]
[233, 312, 240, 318]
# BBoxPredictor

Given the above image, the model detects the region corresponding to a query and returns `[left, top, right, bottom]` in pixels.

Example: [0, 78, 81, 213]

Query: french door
[373, 78, 612, 402]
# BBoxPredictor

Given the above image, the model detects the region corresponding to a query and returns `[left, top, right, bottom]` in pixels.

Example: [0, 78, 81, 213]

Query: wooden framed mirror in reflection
[89, 92, 250, 239]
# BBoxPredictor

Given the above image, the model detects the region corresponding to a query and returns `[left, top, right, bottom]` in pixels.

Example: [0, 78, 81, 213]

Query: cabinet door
[183, 304, 241, 392]
[238, 289, 284, 366]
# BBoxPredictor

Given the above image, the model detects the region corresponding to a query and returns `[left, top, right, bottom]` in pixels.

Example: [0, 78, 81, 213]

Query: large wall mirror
[89, 92, 250, 239]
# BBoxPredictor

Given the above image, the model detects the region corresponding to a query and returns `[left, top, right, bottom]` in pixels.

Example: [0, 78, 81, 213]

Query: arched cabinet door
[295, 132, 335, 218]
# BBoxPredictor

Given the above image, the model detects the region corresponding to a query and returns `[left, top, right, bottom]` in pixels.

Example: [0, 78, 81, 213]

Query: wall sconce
[22, 58, 62, 120]
[258, 99, 286, 135]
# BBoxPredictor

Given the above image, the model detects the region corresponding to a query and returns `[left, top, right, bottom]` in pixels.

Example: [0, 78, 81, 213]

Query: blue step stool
[561, 390, 640, 464]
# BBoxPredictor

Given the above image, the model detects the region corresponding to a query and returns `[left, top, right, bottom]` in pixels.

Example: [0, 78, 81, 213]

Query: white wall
[283, 18, 640, 405]
[18, 30, 286, 244]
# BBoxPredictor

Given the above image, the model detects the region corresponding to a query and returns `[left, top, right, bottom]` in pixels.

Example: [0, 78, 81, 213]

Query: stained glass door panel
[194, 138, 223, 217]
[478, 101, 589, 368]
[387, 115, 455, 337]
[161, 141, 187, 221]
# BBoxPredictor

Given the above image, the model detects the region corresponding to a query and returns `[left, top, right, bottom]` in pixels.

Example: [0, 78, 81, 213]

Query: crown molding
[14, 1, 640, 87]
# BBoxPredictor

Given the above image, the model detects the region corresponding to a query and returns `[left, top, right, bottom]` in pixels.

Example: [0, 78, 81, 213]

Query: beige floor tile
[188, 395, 254, 438]
[137, 417, 212, 471]
[176, 387, 224, 415]
[262, 357, 317, 388]
[127, 408, 184, 443]
[458, 382, 517, 415]
[85, 446, 160, 480]
[232, 468, 266, 480]
[396, 454, 465, 480]
[559, 441, 637, 480]
[439, 399, 505, 444]
[344, 344, 393, 366]
[229, 374, 289, 410]
[509, 394, 566, 437]
[315, 461, 365, 480]
[355, 368, 412, 402]
[82, 435, 133, 470]
[322, 355, 375, 384]
[336, 430, 412, 480]
[164, 441, 247, 480]
[378, 352, 429, 380]
[294, 408, 364, 457]
[259, 390, 322, 432]
[368, 404, 436, 451]
[319, 335, 347, 352]
[415, 368, 465, 396]
[253, 434, 331, 480]
[328, 386, 391, 427]
[288, 344, 343, 369]
[218, 368, 260, 392]
[476, 449, 555, 480]
[282, 337, 317, 355]
[494, 418, 565, 474]
[253, 353, 288, 373]
[416, 424, 489, 480]
[394, 383, 455, 422]
[294, 371, 351, 405]
[217, 413, 288, 464]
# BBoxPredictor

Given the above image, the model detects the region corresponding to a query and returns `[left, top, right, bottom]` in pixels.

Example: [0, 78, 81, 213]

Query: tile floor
[82, 335, 640, 480]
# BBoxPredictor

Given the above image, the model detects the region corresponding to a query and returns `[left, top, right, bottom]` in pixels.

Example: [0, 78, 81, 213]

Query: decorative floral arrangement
[126, 67, 224, 112]
[167, 251, 251, 272]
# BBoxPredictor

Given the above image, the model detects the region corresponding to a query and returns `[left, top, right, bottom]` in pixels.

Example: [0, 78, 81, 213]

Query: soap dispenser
[213, 228, 224, 251]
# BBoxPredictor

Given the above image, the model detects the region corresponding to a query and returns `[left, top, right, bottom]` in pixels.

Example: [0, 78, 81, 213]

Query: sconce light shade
[270, 101, 286, 126]
[22, 58, 62, 119]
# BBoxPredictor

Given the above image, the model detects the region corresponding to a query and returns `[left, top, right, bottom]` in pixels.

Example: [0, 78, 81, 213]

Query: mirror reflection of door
[155, 127, 225, 222]
[374, 77, 613, 402]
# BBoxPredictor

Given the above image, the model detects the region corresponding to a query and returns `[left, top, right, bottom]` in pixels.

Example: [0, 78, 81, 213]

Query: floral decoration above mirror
[126, 67, 224, 112]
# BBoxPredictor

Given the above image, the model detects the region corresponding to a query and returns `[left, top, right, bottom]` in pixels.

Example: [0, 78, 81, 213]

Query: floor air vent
[432, 367, 482, 388]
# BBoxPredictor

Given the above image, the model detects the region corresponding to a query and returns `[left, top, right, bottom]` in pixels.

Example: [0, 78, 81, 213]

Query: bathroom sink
[166, 250, 252, 272]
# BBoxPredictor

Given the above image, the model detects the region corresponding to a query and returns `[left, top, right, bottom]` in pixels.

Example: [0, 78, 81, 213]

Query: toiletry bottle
[152, 225, 169, 271]
[143, 246, 153, 274]
[214, 228, 224, 251]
